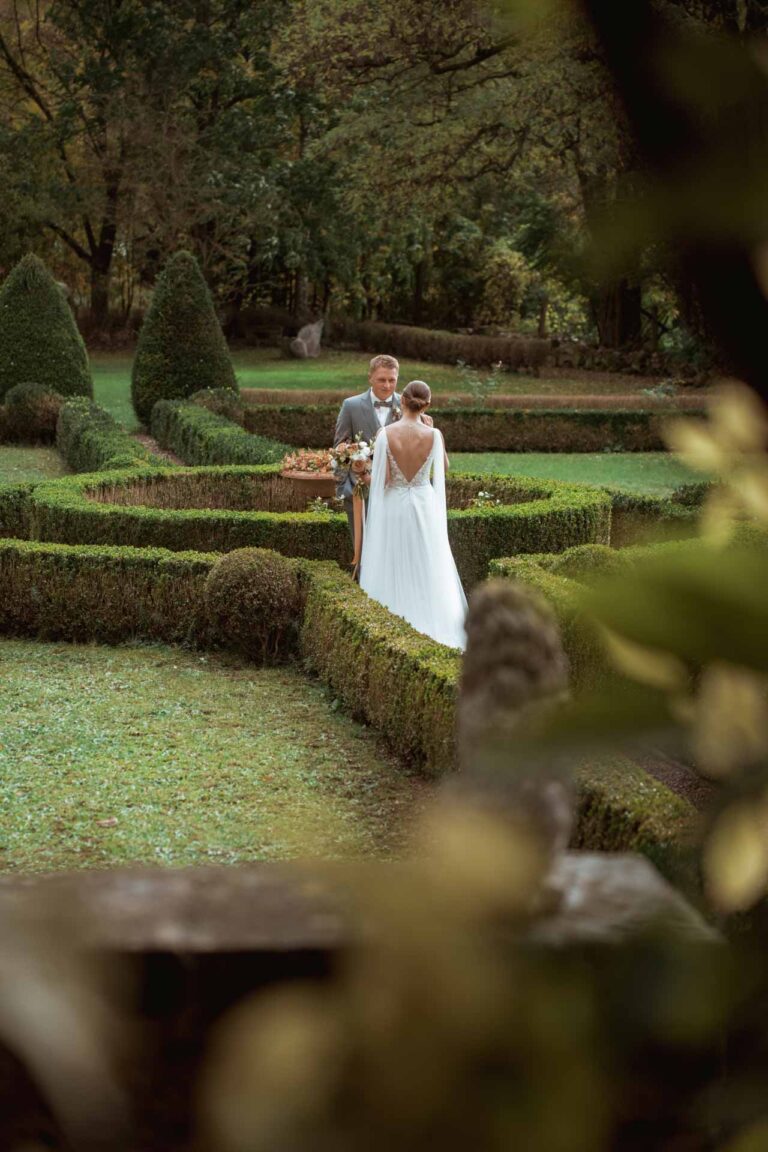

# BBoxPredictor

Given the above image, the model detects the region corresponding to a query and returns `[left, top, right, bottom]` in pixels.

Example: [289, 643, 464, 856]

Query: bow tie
[374, 399, 394, 409]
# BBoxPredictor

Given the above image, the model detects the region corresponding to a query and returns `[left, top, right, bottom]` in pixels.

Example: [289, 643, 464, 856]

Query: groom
[334, 354, 434, 538]
[334, 354, 399, 537]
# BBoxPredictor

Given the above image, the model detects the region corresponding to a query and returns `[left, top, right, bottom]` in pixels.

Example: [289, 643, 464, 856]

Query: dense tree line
[0, 0, 760, 352]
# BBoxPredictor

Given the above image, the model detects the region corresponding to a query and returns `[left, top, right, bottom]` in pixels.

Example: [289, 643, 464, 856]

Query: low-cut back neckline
[384, 426, 436, 484]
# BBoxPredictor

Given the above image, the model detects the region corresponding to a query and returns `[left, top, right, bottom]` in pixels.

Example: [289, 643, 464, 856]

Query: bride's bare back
[385, 421, 448, 483]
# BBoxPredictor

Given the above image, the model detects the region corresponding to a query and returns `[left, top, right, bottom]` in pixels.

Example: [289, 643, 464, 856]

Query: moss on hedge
[243, 403, 697, 453]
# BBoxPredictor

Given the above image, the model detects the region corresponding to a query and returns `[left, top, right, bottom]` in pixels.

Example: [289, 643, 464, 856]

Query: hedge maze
[0, 390, 711, 874]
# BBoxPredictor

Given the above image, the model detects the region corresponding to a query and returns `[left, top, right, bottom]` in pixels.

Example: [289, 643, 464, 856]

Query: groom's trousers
[343, 497, 355, 541]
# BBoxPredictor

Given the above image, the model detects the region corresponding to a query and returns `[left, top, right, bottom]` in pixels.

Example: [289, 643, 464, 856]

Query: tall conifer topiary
[0, 254, 92, 401]
[131, 251, 238, 424]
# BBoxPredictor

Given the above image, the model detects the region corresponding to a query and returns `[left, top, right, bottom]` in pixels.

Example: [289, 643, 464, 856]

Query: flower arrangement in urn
[280, 447, 337, 500]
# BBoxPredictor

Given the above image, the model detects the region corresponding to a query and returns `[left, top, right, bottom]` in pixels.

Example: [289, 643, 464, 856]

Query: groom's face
[369, 367, 398, 402]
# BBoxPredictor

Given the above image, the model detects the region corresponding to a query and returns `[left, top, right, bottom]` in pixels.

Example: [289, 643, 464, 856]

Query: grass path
[452, 452, 700, 495]
[0, 445, 68, 486]
[0, 640, 427, 873]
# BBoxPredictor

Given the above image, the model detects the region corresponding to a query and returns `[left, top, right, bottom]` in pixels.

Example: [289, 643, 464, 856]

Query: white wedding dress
[360, 427, 468, 650]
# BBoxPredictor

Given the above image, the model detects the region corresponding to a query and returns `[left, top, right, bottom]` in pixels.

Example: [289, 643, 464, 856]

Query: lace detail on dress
[385, 435, 434, 488]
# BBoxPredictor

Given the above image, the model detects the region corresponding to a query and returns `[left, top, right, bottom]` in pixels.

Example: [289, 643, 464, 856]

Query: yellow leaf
[601, 629, 689, 692]
[664, 420, 727, 474]
[704, 800, 768, 912]
[693, 664, 768, 777]
[699, 490, 738, 547]
[733, 469, 768, 523]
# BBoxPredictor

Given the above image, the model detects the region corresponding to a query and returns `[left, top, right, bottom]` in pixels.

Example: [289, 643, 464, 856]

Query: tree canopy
[1, 0, 761, 354]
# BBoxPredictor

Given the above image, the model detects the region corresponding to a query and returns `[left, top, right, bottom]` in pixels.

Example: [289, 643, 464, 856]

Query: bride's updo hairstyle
[402, 380, 431, 412]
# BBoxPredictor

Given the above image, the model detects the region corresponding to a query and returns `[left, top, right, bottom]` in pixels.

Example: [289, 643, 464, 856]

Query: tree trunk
[294, 270, 308, 318]
[592, 278, 642, 347]
[90, 263, 111, 329]
[412, 257, 427, 325]
[538, 298, 549, 339]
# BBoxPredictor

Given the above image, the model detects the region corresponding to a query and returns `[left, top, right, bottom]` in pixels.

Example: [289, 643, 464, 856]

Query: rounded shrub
[0, 254, 92, 401]
[204, 547, 302, 662]
[191, 387, 245, 423]
[3, 382, 64, 441]
[131, 251, 238, 425]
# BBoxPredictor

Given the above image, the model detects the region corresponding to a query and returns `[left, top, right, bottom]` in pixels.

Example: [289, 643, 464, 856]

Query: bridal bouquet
[330, 432, 376, 497]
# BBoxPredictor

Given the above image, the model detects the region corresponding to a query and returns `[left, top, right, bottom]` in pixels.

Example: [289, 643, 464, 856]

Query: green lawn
[0, 640, 426, 873]
[0, 445, 68, 486]
[452, 452, 701, 495]
[91, 354, 139, 430]
[91, 347, 650, 429]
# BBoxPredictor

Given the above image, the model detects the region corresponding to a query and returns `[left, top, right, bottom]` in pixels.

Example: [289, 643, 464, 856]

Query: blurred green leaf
[580, 548, 768, 672]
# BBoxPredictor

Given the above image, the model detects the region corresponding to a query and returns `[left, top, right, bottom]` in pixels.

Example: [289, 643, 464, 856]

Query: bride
[360, 380, 468, 650]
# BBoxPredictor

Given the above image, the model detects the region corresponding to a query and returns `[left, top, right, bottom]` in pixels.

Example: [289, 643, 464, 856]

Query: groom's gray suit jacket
[334, 390, 401, 535]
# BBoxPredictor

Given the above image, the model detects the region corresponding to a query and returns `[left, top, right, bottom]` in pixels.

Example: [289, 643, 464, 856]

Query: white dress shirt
[370, 389, 394, 428]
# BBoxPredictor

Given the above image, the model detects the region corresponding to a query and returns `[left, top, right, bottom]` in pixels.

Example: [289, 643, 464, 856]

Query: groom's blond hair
[369, 354, 399, 375]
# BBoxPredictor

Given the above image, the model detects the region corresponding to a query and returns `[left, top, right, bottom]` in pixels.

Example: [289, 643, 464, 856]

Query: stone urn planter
[280, 470, 338, 502]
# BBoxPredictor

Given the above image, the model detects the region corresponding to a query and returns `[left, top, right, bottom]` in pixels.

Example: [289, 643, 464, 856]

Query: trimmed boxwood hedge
[0, 538, 211, 643]
[151, 399, 289, 466]
[27, 467, 352, 564]
[241, 388, 708, 412]
[0, 482, 35, 539]
[331, 317, 550, 371]
[243, 403, 698, 453]
[608, 490, 700, 548]
[25, 466, 611, 587]
[56, 397, 161, 473]
[1, 382, 64, 443]
[299, 560, 460, 775]
[572, 755, 697, 882]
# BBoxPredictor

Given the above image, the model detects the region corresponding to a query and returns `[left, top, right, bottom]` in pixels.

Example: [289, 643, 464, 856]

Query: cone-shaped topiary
[131, 251, 238, 424]
[0, 254, 92, 401]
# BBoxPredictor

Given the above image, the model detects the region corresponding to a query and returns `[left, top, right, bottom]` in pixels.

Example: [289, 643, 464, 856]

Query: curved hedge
[27, 467, 351, 565]
[243, 403, 694, 453]
[56, 397, 161, 473]
[25, 466, 611, 586]
[152, 399, 289, 465]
